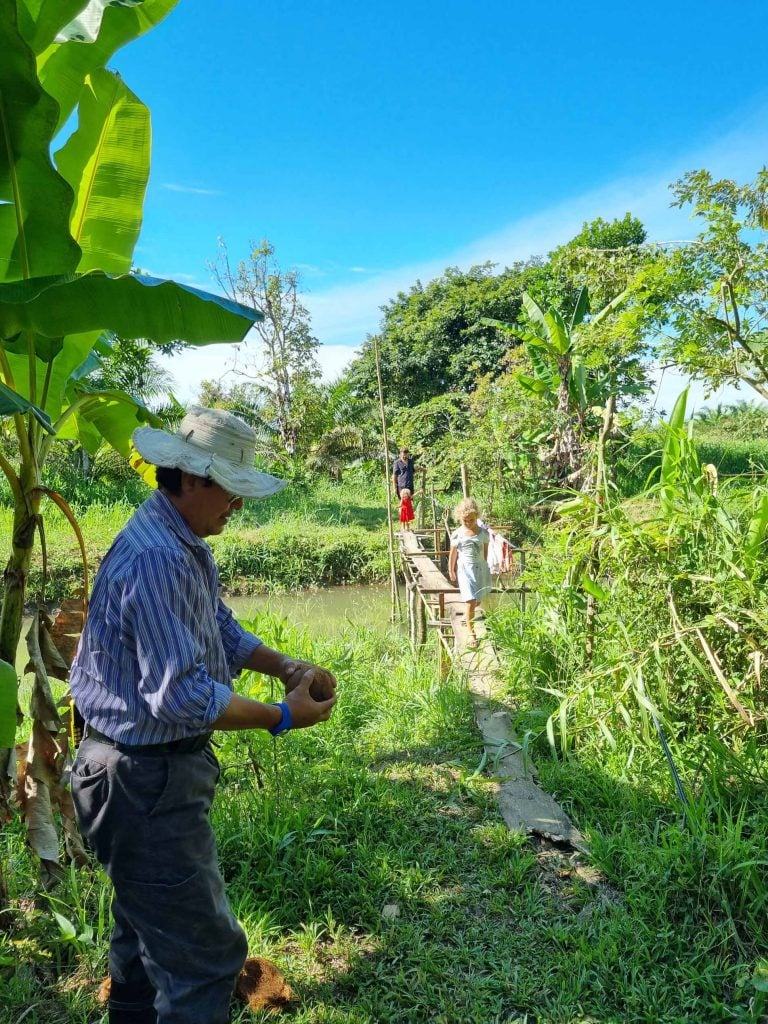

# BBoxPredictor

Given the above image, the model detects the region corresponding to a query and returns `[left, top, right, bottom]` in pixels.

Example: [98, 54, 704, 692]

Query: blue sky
[113, 1, 768, 406]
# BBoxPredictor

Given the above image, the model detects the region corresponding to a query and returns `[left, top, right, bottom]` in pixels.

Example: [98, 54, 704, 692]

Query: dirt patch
[530, 835, 622, 912]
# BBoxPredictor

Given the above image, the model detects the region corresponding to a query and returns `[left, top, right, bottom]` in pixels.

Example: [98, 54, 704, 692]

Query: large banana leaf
[569, 360, 588, 410]
[544, 308, 570, 356]
[527, 345, 559, 392]
[4, 329, 103, 421]
[0, 272, 262, 346]
[522, 292, 549, 338]
[55, 386, 161, 457]
[16, 0, 85, 55]
[37, 0, 180, 131]
[0, 379, 53, 431]
[516, 373, 551, 396]
[56, 68, 150, 274]
[591, 286, 629, 326]
[0, 0, 80, 282]
[569, 286, 590, 332]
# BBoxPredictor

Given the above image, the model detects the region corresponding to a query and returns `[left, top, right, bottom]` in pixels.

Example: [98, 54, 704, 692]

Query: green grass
[3, 614, 766, 1023]
[618, 428, 768, 496]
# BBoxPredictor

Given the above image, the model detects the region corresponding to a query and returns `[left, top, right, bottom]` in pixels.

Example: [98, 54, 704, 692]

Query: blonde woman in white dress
[448, 497, 491, 644]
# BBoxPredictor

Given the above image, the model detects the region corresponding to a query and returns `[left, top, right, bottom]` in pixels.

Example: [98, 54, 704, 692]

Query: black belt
[84, 726, 212, 755]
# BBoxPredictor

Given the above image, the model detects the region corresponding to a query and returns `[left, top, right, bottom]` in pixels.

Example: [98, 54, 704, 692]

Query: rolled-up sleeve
[121, 549, 233, 730]
[217, 599, 261, 677]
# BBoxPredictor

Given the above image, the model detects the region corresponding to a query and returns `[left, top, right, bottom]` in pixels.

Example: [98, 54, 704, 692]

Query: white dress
[450, 527, 492, 601]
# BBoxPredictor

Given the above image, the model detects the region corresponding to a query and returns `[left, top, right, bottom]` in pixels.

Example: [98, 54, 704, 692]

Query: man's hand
[284, 670, 337, 729]
[280, 658, 337, 701]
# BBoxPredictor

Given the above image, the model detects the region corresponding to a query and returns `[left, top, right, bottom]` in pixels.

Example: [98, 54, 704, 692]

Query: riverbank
[0, 475, 392, 601]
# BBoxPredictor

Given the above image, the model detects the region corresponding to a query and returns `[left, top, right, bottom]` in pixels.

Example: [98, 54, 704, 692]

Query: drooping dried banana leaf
[0, 747, 16, 822]
[25, 610, 64, 732]
[18, 721, 67, 887]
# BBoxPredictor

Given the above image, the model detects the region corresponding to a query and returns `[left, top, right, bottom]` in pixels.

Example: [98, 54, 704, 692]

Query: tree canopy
[346, 261, 548, 405]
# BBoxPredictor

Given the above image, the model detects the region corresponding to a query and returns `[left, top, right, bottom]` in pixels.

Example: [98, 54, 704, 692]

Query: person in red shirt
[399, 487, 415, 530]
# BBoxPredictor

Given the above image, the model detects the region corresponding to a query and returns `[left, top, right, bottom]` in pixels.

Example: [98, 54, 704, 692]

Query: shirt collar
[146, 489, 209, 553]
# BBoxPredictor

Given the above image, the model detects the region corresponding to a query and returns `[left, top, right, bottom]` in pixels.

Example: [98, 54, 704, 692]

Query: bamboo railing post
[437, 630, 449, 680]
[418, 466, 426, 529]
[406, 581, 416, 647]
[460, 463, 470, 498]
[520, 548, 527, 616]
[430, 484, 438, 557]
[373, 334, 401, 623]
[416, 592, 427, 647]
[585, 395, 615, 664]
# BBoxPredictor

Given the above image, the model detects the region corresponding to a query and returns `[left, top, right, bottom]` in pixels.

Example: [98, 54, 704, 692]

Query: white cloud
[315, 343, 359, 381]
[156, 341, 357, 403]
[133, 266, 210, 289]
[161, 183, 223, 196]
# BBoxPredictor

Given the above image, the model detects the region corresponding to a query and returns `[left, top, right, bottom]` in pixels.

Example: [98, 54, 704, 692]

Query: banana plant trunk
[0, 466, 40, 828]
[0, 464, 39, 798]
[550, 361, 582, 481]
[0, 469, 40, 667]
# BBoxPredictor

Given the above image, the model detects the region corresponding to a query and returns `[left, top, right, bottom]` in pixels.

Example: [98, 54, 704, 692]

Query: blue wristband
[268, 701, 292, 736]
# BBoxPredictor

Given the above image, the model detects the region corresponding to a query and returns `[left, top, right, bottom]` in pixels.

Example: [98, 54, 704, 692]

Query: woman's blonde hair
[454, 497, 480, 522]
[400, 488, 411, 498]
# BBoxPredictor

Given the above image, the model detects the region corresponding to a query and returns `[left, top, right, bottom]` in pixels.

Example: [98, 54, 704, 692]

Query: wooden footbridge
[398, 527, 585, 850]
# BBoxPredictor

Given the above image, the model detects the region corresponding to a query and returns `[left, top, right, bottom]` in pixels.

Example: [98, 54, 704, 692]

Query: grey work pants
[71, 738, 248, 1024]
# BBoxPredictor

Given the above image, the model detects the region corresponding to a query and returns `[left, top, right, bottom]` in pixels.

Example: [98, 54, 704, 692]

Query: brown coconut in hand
[309, 675, 335, 701]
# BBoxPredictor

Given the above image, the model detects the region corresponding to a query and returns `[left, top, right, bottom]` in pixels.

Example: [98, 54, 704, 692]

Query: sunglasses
[203, 477, 242, 505]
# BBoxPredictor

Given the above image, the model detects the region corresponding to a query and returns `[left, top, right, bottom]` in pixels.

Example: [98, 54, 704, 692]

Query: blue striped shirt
[70, 490, 261, 745]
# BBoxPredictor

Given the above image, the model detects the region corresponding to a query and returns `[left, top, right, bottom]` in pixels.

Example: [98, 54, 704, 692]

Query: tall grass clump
[618, 426, 768, 496]
[488, 391, 768, 957]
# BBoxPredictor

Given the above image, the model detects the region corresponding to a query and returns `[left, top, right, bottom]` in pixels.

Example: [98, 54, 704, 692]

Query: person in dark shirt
[392, 447, 416, 498]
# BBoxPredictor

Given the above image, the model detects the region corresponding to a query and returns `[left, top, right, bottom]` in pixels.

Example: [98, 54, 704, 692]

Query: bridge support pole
[415, 591, 427, 647]
[406, 581, 416, 647]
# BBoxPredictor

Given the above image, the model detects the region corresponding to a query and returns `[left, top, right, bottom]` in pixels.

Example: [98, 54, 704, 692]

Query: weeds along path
[396, 526, 630, 953]
[449, 624, 628, 928]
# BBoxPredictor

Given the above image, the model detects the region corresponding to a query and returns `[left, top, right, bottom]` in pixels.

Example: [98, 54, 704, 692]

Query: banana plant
[484, 287, 631, 483]
[0, 0, 263, 883]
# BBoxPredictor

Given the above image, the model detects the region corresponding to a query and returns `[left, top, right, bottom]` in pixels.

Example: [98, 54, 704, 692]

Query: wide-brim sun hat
[133, 405, 287, 499]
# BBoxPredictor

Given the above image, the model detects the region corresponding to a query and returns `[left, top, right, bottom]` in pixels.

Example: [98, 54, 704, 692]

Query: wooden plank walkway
[399, 529, 586, 852]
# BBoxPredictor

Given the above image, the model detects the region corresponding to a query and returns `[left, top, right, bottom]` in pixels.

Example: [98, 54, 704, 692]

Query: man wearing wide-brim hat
[70, 406, 337, 1024]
